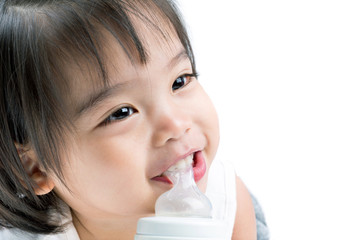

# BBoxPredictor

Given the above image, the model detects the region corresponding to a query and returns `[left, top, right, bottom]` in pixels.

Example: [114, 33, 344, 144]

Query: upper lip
[152, 149, 200, 178]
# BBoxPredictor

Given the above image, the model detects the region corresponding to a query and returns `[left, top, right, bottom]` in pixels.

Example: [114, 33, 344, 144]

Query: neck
[71, 209, 151, 240]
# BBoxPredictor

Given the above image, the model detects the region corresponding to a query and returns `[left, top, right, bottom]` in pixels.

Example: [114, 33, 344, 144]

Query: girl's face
[52, 25, 219, 233]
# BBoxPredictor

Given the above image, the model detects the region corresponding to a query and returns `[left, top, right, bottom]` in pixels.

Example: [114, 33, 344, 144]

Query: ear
[16, 144, 55, 195]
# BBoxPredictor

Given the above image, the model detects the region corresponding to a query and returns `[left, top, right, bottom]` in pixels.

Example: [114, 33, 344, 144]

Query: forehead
[105, 18, 184, 80]
[64, 19, 186, 117]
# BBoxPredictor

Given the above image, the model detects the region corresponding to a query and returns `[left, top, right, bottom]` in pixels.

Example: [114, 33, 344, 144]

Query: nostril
[152, 125, 191, 147]
[151, 108, 192, 147]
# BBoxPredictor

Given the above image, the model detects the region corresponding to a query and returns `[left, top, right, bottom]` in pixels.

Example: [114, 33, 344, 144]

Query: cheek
[192, 91, 220, 193]
[53, 135, 154, 215]
[193, 88, 220, 160]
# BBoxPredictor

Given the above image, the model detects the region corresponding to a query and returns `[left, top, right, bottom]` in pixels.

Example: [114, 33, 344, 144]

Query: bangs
[42, 0, 197, 122]
[45, 0, 196, 95]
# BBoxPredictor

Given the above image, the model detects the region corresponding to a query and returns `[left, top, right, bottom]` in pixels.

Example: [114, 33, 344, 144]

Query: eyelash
[172, 73, 198, 92]
[101, 73, 198, 126]
[101, 106, 137, 126]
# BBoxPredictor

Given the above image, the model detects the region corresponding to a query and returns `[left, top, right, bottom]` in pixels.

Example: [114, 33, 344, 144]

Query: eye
[102, 106, 137, 126]
[172, 73, 198, 91]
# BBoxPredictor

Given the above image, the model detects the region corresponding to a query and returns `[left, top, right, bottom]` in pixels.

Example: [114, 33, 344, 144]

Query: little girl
[0, 0, 258, 239]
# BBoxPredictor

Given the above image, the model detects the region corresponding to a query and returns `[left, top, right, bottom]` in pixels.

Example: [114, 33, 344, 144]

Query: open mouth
[151, 151, 206, 184]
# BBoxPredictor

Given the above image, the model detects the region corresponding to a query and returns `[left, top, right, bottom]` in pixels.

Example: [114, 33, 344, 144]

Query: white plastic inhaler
[134, 159, 227, 240]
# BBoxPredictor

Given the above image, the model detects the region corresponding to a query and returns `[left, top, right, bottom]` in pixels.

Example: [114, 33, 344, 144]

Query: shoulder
[231, 176, 257, 240]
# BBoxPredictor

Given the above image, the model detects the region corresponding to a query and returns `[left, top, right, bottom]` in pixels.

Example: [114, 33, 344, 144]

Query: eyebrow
[75, 49, 190, 118]
[167, 49, 189, 70]
[75, 82, 128, 118]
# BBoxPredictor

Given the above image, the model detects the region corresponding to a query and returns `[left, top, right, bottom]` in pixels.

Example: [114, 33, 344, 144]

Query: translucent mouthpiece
[155, 160, 212, 218]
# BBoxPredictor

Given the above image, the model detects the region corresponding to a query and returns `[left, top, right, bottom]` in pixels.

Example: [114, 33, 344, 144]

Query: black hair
[0, 0, 196, 234]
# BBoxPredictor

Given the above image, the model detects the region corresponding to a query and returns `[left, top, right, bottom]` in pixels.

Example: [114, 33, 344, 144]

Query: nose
[152, 103, 192, 147]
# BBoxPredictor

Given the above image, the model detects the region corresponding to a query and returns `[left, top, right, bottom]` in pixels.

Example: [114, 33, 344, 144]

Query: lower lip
[152, 151, 207, 184]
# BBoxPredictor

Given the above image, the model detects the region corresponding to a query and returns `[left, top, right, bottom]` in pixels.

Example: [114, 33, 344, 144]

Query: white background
[179, 1, 360, 239]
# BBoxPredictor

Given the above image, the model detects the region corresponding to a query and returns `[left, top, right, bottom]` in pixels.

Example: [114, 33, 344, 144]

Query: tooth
[177, 159, 186, 169]
[165, 154, 194, 173]
[185, 154, 193, 164]
[174, 160, 182, 169]
[167, 165, 177, 172]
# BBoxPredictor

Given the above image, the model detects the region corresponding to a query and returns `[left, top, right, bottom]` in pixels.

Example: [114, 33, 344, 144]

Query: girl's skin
[23, 14, 256, 240]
